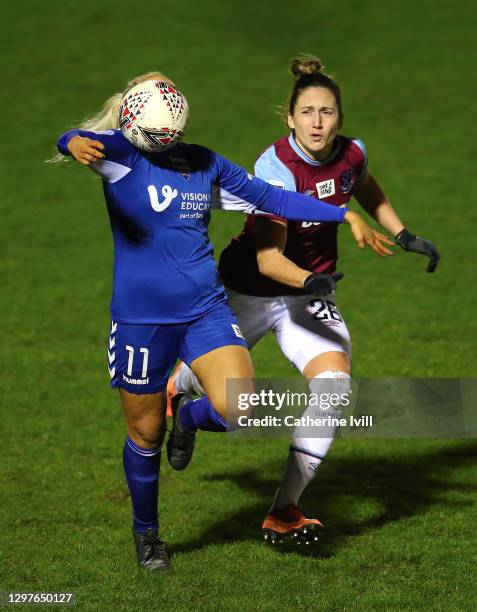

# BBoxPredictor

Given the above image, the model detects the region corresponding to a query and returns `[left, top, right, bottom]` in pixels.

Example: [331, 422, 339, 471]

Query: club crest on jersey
[340, 169, 354, 194]
[169, 155, 191, 180]
[316, 179, 335, 199]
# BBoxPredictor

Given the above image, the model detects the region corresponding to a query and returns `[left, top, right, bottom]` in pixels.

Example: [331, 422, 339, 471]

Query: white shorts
[226, 289, 351, 374]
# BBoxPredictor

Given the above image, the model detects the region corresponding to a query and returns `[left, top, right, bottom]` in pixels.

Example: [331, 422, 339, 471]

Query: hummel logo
[232, 324, 244, 339]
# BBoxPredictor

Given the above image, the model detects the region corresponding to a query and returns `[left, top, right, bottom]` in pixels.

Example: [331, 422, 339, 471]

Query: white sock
[271, 370, 351, 512]
[176, 363, 206, 396]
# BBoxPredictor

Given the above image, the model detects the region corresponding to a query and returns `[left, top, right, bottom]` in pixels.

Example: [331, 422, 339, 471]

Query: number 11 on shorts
[126, 345, 149, 378]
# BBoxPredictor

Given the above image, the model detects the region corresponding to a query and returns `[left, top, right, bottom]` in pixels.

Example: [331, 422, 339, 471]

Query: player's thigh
[190, 345, 255, 420]
[180, 301, 255, 419]
[275, 295, 351, 375]
[225, 289, 277, 349]
[108, 319, 183, 444]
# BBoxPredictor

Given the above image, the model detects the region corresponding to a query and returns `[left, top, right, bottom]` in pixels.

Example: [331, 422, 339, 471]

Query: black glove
[303, 272, 344, 296]
[395, 228, 440, 273]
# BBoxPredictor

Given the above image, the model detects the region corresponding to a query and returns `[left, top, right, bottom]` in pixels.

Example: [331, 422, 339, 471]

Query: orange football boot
[262, 504, 323, 545]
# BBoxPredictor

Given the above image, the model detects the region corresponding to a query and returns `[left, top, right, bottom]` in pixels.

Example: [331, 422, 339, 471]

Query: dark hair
[288, 55, 342, 117]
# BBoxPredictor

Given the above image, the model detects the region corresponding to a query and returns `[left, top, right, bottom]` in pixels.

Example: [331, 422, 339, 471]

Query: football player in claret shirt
[171, 55, 440, 545]
[54, 70, 390, 571]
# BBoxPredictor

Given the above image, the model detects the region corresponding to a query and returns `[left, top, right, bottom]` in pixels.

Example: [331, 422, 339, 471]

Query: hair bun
[290, 55, 324, 79]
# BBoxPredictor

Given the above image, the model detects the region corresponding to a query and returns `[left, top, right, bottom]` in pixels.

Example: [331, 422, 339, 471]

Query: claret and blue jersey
[57, 129, 348, 324]
[219, 133, 368, 297]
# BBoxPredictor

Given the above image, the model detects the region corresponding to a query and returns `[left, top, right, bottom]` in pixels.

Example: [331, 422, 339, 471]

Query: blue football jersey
[57, 129, 348, 323]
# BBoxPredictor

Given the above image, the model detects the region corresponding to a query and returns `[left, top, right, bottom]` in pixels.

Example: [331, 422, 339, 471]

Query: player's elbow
[256, 250, 281, 278]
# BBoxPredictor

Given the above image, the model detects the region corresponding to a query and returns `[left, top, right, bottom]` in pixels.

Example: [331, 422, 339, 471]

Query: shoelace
[143, 537, 166, 559]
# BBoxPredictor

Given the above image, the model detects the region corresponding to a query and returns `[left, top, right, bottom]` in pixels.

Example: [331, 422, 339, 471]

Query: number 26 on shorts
[309, 299, 343, 322]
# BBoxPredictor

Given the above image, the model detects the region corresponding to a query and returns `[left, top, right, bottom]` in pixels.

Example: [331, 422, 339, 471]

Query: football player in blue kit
[56, 70, 391, 571]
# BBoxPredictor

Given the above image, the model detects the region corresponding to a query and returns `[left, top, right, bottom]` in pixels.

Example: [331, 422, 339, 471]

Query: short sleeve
[254, 146, 297, 191]
[252, 146, 296, 219]
[350, 138, 369, 183]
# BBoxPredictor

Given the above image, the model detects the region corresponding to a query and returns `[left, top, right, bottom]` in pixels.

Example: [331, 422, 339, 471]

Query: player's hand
[303, 272, 344, 296]
[395, 228, 440, 273]
[344, 211, 395, 257]
[67, 136, 105, 165]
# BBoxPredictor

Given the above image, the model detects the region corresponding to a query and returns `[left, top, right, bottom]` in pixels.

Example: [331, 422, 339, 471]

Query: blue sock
[123, 438, 161, 534]
[179, 396, 228, 432]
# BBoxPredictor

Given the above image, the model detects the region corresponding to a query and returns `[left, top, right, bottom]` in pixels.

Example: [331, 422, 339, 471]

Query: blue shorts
[107, 301, 247, 394]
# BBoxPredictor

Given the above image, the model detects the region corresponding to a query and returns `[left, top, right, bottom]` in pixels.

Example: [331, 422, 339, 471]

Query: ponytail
[288, 54, 342, 117]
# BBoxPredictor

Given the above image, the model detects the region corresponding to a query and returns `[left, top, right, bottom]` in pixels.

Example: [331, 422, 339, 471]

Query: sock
[123, 437, 161, 533]
[271, 438, 332, 511]
[176, 363, 205, 395]
[271, 371, 351, 512]
[179, 395, 228, 432]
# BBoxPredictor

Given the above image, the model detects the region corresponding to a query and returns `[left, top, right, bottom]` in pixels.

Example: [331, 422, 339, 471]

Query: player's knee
[309, 370, 351, 413]
[128, 423, 165, 448]
[231, 403, 256, 429]
[211, 394, 256, 430]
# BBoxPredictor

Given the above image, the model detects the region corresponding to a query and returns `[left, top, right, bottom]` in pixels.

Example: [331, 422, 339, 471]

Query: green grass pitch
[1, 0, 476, 609]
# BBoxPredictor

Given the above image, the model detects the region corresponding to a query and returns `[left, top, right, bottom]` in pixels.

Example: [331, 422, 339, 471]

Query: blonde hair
[49, 71, 171, 163]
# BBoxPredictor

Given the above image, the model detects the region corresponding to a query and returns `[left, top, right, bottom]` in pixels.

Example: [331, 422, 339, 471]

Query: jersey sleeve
[251, 146, 297, 221]
[254, 146, 296, 190]
[56, 128, 140, 183]
[210, 184, 257, 213]
[211, 151, 348, 223]
[350, 137, 369, 183]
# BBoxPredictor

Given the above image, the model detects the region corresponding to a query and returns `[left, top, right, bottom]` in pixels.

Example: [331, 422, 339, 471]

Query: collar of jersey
[288, 133, 340, 166]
